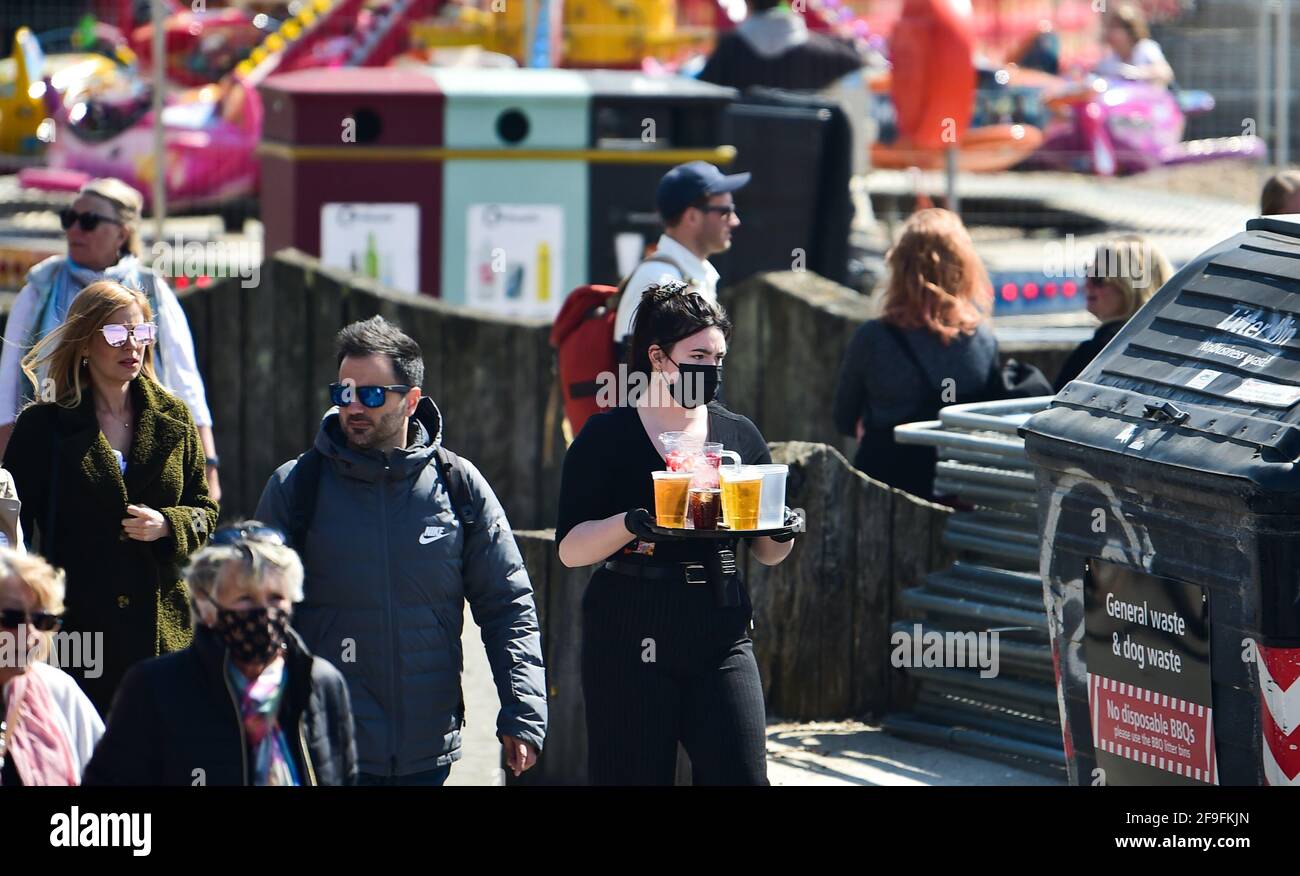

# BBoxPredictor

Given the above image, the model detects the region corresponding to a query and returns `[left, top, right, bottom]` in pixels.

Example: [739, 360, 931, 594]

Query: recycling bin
[583, 71, 736, 286]
[430, 69, 745, 317]
[260, 66, 741, 315]
[422, 67, 590, 317]
[259, 67, 445, 296]
[1021, 214, 1300, 786]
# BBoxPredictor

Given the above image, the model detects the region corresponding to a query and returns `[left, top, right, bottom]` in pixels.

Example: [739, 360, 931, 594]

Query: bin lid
[423, 67, 593, 99]
[260, 67, 444, 96]
[1022, 215, 1300, 489]
[578, 70, 737, 102]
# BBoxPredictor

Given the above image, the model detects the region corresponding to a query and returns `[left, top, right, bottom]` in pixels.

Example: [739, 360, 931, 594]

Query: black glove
[624, 508, 658, 540]
[771, 507, 805, 543]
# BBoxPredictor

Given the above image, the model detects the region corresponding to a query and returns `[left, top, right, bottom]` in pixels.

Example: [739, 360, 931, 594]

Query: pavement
[450, 604, 1061, 787]
[447, 602, 507, 787]
[765, 721, 1060, 786]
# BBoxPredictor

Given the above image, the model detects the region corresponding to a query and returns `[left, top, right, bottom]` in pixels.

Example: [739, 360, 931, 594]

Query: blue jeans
[358, 765, 451, 786]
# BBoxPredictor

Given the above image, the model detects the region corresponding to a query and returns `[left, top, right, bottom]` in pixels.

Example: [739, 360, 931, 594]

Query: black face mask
[670, 360, 723, 409]
[210, 604, 290, 664]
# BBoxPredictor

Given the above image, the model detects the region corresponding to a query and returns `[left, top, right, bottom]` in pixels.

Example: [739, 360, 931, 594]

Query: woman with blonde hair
[1054, 234, 1174, 391]
[84, 522, 357, 786]
[833, 208, 1000, 499]
[0, 177, 222, 501]
[1, 279, 218, 716]
[0, 548, 104, 786]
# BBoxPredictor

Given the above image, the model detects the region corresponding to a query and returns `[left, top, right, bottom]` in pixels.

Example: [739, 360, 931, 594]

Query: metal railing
[882, 396, 1066, 777]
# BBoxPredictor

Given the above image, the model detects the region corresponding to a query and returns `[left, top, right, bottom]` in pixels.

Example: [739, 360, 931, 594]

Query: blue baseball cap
[656, 161, 751, 220]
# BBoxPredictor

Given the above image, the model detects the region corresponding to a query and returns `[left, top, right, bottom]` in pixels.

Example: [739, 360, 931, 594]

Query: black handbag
[986, 355, 1054, 399]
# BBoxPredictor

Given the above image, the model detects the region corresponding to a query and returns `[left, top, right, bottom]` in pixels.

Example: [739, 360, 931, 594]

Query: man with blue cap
[612, 161, 751, 347]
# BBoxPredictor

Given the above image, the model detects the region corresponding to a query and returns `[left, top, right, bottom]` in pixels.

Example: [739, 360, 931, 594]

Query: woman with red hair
[833, 208, 999, 499]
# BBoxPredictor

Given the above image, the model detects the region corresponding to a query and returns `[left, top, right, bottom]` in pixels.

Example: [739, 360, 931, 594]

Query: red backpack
[550, 284, 620, 439]
[550, 253, 691, 439]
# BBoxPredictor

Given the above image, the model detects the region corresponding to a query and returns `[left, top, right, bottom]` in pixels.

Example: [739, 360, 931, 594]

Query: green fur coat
[4, 374, 219, 716]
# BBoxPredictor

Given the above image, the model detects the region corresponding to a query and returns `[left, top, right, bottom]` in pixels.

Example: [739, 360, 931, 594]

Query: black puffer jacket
[256, 397, 547, 776]
[83, 623, 357, 786]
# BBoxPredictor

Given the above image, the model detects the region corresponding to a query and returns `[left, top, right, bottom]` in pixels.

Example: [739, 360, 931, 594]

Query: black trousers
[581, 567, 768, 785]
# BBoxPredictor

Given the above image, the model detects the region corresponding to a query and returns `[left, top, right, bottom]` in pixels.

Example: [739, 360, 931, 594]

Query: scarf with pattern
[226, 656, 300, 787]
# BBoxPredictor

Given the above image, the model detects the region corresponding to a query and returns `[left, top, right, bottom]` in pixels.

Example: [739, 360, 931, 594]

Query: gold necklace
[97, 405, 131, 430]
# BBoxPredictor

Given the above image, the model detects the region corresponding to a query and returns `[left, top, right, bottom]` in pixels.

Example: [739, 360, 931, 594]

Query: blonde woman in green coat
[2, 280, 218, 717]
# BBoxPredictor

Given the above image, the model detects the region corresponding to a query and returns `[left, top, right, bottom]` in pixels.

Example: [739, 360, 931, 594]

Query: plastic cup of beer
[652, 470, 693, 528]
[719, 466, 763, 531]
[688, 487, 722, 530]
[755, 464, 789, 529]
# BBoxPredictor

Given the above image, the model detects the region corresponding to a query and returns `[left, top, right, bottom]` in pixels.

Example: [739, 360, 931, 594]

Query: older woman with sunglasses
[1053, 235, 1173, 391]
[2, 279, 218, 717]
[0, 177, 222, 502]
[0, 548, 104, 786]
[83, 522, 357, 786]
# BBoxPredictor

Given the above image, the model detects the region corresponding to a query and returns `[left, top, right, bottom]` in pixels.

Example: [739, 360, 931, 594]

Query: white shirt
[0, 272, 213, 427]
[1095, 38, 1169, 81]
[613, 234, 722, 344]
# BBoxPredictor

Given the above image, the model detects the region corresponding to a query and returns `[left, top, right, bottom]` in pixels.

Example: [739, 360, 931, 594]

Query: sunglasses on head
[0, 608, 63, 632]
[60, 208, 123, 233]
[100, 323, 157, 347]
[329, 382, 412, 408]
[209, 524, 287, 547]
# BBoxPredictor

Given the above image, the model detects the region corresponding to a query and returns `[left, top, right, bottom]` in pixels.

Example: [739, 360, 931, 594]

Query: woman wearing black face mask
[83, 522, 357, 786]
[557, 282, 797, 785]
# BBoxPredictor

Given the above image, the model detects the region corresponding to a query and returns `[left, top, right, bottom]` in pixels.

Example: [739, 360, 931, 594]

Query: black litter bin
[584, 72, 737, 286]
[715, 87, 855, 288]
[1021, 215, 1300, 786]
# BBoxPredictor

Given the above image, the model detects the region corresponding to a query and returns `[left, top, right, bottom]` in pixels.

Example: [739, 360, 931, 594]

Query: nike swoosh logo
[419, 528, 450, 545]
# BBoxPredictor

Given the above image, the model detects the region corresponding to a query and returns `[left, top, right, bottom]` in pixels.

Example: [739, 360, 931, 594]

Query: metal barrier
[881, 396, 1066, 777]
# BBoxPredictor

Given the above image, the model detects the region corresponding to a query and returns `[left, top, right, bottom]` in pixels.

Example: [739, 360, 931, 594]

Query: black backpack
[284, 444, 479, 553]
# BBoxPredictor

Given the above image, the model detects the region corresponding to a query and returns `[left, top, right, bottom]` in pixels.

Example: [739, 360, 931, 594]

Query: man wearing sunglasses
[256, 316, 546, 786]
[611, 161, 750, 352]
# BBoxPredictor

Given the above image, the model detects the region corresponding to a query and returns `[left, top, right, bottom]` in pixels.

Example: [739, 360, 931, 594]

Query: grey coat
[256, 397, 546, 776]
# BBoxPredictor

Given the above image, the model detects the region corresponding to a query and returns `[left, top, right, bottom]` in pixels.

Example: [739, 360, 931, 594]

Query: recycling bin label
[1084, 559, 1216, 785]
[465, 203, 565, 319]
[321, 203, 421, 294]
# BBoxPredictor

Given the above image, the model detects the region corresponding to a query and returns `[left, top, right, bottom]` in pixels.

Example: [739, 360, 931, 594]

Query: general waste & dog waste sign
[1084, 559, 1216, 785]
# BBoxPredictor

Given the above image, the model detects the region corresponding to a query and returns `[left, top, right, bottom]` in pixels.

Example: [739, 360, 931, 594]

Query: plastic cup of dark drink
[689, 487, 722, 531]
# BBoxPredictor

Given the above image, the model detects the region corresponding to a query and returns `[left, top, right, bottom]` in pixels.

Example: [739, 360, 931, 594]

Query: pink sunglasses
[100, 323, 157, 347]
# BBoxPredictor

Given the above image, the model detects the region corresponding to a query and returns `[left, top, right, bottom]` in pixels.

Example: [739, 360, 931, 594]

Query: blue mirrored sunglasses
[329, 382, 411, 408]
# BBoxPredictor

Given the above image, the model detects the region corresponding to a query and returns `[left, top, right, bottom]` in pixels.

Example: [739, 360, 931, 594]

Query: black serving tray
[647, 518, 804, 540]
